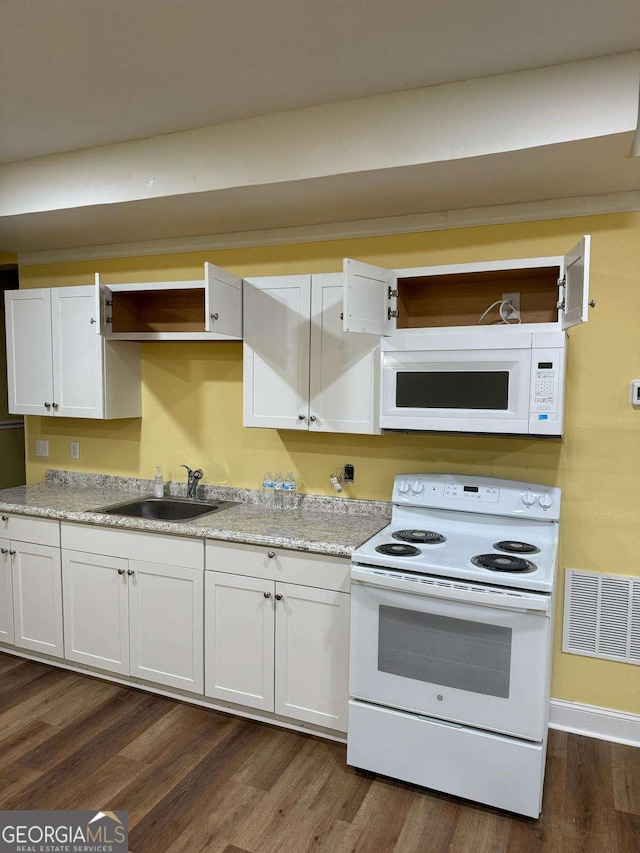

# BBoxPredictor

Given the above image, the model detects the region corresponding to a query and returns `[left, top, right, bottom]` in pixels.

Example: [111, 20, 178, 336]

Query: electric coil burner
[494, 540, 540, 554]
[375, 543, 421, 557]
[471, 554, 536, 573]
[392, 529, 446, 544]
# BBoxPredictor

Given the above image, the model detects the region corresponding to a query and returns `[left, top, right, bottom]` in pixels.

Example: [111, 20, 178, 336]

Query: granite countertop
[0, 471, 391, 558]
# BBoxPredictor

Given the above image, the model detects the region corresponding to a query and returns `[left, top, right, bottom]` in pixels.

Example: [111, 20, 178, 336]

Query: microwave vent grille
[563, 569, 640, 665]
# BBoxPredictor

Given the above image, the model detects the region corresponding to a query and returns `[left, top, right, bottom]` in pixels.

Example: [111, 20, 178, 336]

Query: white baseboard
[550, 698, 640, 748]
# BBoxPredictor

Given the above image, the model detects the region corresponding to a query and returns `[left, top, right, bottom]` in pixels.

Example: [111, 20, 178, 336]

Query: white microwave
[380, 328, 566, 436]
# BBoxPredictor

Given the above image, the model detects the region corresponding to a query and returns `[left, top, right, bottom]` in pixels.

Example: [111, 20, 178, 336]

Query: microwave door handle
[351, 568, 550, 615]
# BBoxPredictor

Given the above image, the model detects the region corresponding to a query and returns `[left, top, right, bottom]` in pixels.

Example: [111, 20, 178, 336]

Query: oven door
[350, 567, 552, 741]
[380, 348, 532, 433]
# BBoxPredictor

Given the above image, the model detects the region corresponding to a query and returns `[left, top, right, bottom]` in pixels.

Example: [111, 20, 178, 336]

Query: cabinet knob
[90, 318, 96, 324]
[210, 313, 219, 321]
[309, 415, 317, 422]
[263, 591, 272, 599]
[275, 593, 283, 601]
[589, 300, 596, 308]
[127, 569, 134, 576]
[1, 515, 8, 522]
[52, 402, 59, 410]
[44, 402, 51, 410]
[298, 414, 306, 421]
[267, 551, 275, 558]
[9, 550, 16, 556]
[117, 568, 125, 575]
[0, 548, 7, 555]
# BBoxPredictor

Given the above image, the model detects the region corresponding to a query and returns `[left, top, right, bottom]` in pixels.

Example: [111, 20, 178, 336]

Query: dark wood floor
[0, 654, 638, 853]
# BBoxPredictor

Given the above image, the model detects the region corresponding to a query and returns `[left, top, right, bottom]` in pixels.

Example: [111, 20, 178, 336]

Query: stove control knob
[539, 492, 553, 510]
[521, 490, 536, 507]
[398, 479, 410, 495]
[411, 480, 424, 495]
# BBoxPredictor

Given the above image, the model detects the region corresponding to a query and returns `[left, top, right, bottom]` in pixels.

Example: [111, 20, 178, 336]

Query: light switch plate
[35, 439, 49, 457]
[71, 441, 80, 460]
[630, 381, 640, 407]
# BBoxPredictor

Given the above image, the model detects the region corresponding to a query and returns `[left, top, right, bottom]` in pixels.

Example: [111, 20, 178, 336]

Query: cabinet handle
[127, 569, 134, 576]
[117, 568, 125, 575]
[1, 515, 8, 521]
[589, 300, 596, 308]
[275, 593, 283, 601]
[52, 402, 59, 410]
[267, 551, 275, 558]
[44, 402, 51, 410]
[210, 313, 219, 321]
[90, 318, 96, 324]
[1, 548, 7, 555]
[263, 591, 272, 599]
[298, 414, 306, 421]
[9, 550, 16, 557]
[309, 415, 317, 422]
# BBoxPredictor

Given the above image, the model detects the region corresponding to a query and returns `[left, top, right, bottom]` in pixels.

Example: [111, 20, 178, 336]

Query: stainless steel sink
[95, 496, 237, 521]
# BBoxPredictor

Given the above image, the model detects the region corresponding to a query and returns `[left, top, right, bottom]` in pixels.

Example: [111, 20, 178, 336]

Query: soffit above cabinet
[1, 53, 639, 258]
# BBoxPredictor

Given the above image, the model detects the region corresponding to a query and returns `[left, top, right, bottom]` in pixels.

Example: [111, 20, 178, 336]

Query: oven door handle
[351, 567, 551, 615]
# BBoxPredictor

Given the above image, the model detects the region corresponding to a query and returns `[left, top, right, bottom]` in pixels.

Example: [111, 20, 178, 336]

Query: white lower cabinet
[62, 551, 129, 674]
[205, 572, 275, 711]
[12, 542, 64, 658]
[62, 550, 204, 693]
[274, 583, 350, 731]
[0, 541, 15, 644]
[128, 559, 203, 692]
[205, 568, 350, 732]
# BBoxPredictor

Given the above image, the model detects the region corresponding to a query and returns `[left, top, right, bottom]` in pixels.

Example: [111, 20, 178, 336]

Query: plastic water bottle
[262, 471, 275, 507]
[274, 471, 284, 510]
[284, 472, 296, 510]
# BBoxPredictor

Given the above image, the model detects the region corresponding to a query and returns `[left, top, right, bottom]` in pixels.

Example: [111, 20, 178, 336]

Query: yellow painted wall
[18, 212, 640, 713]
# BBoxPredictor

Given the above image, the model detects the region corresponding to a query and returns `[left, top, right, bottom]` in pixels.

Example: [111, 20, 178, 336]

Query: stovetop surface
[352, 475, 560, 592]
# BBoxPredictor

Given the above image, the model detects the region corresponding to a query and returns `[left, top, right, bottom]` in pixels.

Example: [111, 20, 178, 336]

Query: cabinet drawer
[205, 540, 350, 592]
[0, 513, 60, 547]
[61, 522, 203, 569]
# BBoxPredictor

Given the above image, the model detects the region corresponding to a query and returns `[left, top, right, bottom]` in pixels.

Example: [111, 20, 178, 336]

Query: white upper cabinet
[244, 274, 380, 434]
[5, 286, 141, 420]
[96, 262, 242, 341]
[561, 236, 592, 331]
[5, 289, 54, 416]
[243, 275, 312, 430]
[343, 258, 397, 336]
[342, 236, 592, 336]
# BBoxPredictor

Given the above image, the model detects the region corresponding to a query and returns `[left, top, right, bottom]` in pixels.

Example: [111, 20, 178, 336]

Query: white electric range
[347, 473, 560, 819]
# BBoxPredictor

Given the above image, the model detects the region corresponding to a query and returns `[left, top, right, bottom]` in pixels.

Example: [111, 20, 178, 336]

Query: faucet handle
[193, 469, 203, 480]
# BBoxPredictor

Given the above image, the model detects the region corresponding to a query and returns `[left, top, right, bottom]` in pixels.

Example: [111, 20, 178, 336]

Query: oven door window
[396, 370, 509, 410]
[378, 605, 512, 698]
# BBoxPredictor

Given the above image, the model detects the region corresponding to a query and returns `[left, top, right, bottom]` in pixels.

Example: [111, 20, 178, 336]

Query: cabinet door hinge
[105, 300, 113, 307]
[105, 317, 114, 324]
[388, 308, 399, 320]
[388, 287, 399, 299]
[557, 276, 566, 310]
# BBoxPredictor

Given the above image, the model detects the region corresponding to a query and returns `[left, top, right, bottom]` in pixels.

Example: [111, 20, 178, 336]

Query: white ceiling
[1, 0, 639, 164]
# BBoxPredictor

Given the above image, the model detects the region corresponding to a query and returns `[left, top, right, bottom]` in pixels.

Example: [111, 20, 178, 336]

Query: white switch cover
[71, 441, 80, 460]
[630, 381, 640, 406]
[35, 440, 49, 457]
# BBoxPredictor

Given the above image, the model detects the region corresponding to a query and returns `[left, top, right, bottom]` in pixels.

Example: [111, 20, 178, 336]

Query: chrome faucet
[181, 465, 203, 500]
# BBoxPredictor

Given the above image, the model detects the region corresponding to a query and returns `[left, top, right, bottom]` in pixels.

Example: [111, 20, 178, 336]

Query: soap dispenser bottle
[154, 466, 165, 498]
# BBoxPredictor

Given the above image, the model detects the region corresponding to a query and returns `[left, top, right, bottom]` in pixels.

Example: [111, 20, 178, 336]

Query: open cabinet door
[561, 235, 591, 330]
[343, 259, 396, 336]
[94, 273, 113, 337]
[204, 262, 243, 338]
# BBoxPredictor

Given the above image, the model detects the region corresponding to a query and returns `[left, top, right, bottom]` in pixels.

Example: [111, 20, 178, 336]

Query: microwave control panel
[528, 347, 565, 435]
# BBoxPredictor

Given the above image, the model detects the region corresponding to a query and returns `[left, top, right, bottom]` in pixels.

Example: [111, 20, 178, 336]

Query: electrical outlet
[70, 441, 80, 460]
[343, 463, 355, 483]
[35, 439, 49, 458]
[502, 291, 521, 320]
